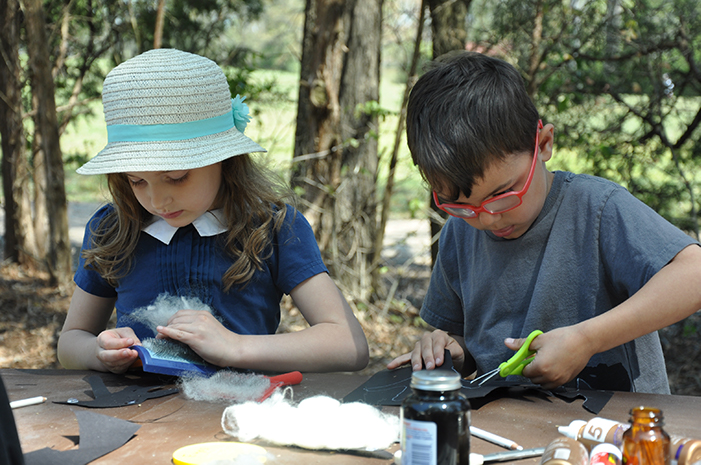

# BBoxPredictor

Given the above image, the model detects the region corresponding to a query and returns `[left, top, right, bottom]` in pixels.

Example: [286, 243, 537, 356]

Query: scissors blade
[478, 370, 501, 386]
[470, 367, 499, 386]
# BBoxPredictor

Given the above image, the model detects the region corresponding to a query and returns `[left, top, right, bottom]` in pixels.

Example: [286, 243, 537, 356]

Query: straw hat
[77, 48, 266, 175]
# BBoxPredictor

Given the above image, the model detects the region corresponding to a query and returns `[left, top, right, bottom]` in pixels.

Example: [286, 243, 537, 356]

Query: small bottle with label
[591, 443, 622, 465]
[400, 370, 471, 465]
[669, 437, 701, 465]
[540, 436, 590, 465]
[622, 406, 670, 465]
[558, 418, 629, 451]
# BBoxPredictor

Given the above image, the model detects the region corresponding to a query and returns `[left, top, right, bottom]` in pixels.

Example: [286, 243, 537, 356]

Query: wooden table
[4, 368, 701, 464]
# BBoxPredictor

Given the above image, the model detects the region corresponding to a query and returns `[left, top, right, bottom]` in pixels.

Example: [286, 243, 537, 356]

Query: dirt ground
[1, 208, 699, 395]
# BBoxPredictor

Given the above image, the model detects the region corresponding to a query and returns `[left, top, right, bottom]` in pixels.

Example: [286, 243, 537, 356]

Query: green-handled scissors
[470, 330, 543, 386]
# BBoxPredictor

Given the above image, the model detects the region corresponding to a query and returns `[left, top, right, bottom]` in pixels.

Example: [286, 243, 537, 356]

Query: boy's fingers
[419, 346, 442, 370]
[433, 346, 444, 367]
[387, 353, 411, 369]
[504, 337, 524, 349]
[390, 330, 454, 372]
[417, 335, 436, 369]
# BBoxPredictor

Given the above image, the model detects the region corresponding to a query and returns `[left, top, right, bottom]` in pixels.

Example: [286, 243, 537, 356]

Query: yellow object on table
[172, 442, 269, 465]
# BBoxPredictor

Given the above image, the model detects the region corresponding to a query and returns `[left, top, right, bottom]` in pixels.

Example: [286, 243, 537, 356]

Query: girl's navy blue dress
[74, 204, 328, 339]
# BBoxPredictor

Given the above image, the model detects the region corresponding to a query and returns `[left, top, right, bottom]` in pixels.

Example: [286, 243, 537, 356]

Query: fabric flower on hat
[232, 95, 252, 133]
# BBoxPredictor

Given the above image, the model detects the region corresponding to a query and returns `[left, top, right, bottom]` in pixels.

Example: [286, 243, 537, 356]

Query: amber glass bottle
[622, 406, 671, 465]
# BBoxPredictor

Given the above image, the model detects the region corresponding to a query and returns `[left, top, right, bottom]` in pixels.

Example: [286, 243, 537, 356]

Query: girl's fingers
[98, 331, 134, 350]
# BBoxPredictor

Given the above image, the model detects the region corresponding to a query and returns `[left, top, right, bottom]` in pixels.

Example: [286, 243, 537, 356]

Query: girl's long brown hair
[81, 154, 290, 291]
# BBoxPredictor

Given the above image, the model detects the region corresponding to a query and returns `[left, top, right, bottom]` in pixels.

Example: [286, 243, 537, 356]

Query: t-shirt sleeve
[599, 186, 698, 296]
[420, 219, 466, 335]
[73, 205, 118, 298]
[269, 206, 328, 294]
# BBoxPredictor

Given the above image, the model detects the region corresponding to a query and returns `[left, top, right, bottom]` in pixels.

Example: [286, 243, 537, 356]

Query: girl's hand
[387, 330, 468, 373]
[156, 310, 236, 367]
[512, 326, 594, 389]
[95, 327, 141, 374]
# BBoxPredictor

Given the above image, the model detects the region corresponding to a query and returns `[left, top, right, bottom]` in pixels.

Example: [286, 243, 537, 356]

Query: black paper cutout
[23, 410, 140, 465]
[53, 375, 178, 408]
[565, 363, 632, 392]
[343, 351, 614, 414]
[343, 364, 529, 405]
[549, 385, 614, 414]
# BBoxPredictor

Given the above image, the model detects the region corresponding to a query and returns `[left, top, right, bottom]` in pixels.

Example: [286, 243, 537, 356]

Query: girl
[57, 48, 369, 374]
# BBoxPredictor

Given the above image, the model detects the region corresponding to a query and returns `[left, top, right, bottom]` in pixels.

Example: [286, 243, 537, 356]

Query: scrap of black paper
[53, 374, 178, 408]
[23, 410, 140, 465]
[343, 364, 529, 405]
[550, 387, 613, 414]
[343, 352, 614, 414]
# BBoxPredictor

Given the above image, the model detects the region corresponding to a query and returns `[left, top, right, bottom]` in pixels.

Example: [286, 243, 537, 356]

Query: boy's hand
[96, 327, 141, 374]
[156, 309, 236, 367]
[387, 330, 467, 373]
[508, 326, 594, 389]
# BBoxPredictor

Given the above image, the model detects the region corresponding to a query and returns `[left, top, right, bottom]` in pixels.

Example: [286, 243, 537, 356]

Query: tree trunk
[31, 94, 49, 261]
[604, 0, 622, 77]
[427, 0, 471, 57]
[292, 0, 383, 301]
[426, 0, 471, 266]
[154, 0, 166, 48]
[22, 0, 72, 286]
[373, 0, 426, 268]
[1, 0, 38, 265]
[525, 0, 544, 97]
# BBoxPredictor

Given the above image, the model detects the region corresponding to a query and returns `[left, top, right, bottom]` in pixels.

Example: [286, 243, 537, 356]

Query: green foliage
[354, 101, 393, 121]
[224, 52, 289, 104]
[108, 0, 264, 60]
[224, 0, 305, 72]
[408, 197, 424, 219]
[682, 323, 697, 337]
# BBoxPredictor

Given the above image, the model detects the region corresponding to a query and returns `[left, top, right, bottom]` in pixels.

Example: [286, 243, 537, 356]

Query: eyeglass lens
[443, 194, 521, 218]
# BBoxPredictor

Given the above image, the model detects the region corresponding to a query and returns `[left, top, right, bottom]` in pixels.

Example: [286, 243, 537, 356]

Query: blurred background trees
[1, 0, 700, 300]
[481, 0, 701, 236]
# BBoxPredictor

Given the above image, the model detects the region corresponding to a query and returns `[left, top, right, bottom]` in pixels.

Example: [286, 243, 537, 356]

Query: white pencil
[470, 426, 523, 450]
[10, 396, 47, 409]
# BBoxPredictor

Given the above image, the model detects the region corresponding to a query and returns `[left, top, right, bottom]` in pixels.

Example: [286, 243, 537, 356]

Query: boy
[387, 51, 701, 393]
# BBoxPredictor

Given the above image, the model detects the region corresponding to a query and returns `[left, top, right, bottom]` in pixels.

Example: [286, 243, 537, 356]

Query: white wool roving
[222, 391, 399, 451]
[125, 293, 216, 333]
[178, 371, 271, 403]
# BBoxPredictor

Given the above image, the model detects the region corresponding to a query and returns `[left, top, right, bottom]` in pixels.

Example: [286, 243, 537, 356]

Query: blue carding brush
[131, 338, 218, 377]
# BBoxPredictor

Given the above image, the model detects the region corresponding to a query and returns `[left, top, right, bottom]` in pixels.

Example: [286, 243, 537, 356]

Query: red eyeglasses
[433, 120, 543, 219]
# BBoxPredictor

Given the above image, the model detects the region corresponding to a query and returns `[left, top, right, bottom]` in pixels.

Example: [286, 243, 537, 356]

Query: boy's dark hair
[406, 51, 540, 200]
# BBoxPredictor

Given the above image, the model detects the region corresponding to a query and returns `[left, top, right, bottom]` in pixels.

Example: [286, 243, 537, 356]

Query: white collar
[142, 209, 227, 245]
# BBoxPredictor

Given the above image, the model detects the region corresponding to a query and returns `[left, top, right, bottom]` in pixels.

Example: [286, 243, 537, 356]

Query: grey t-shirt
[422, 171, 698, 394]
